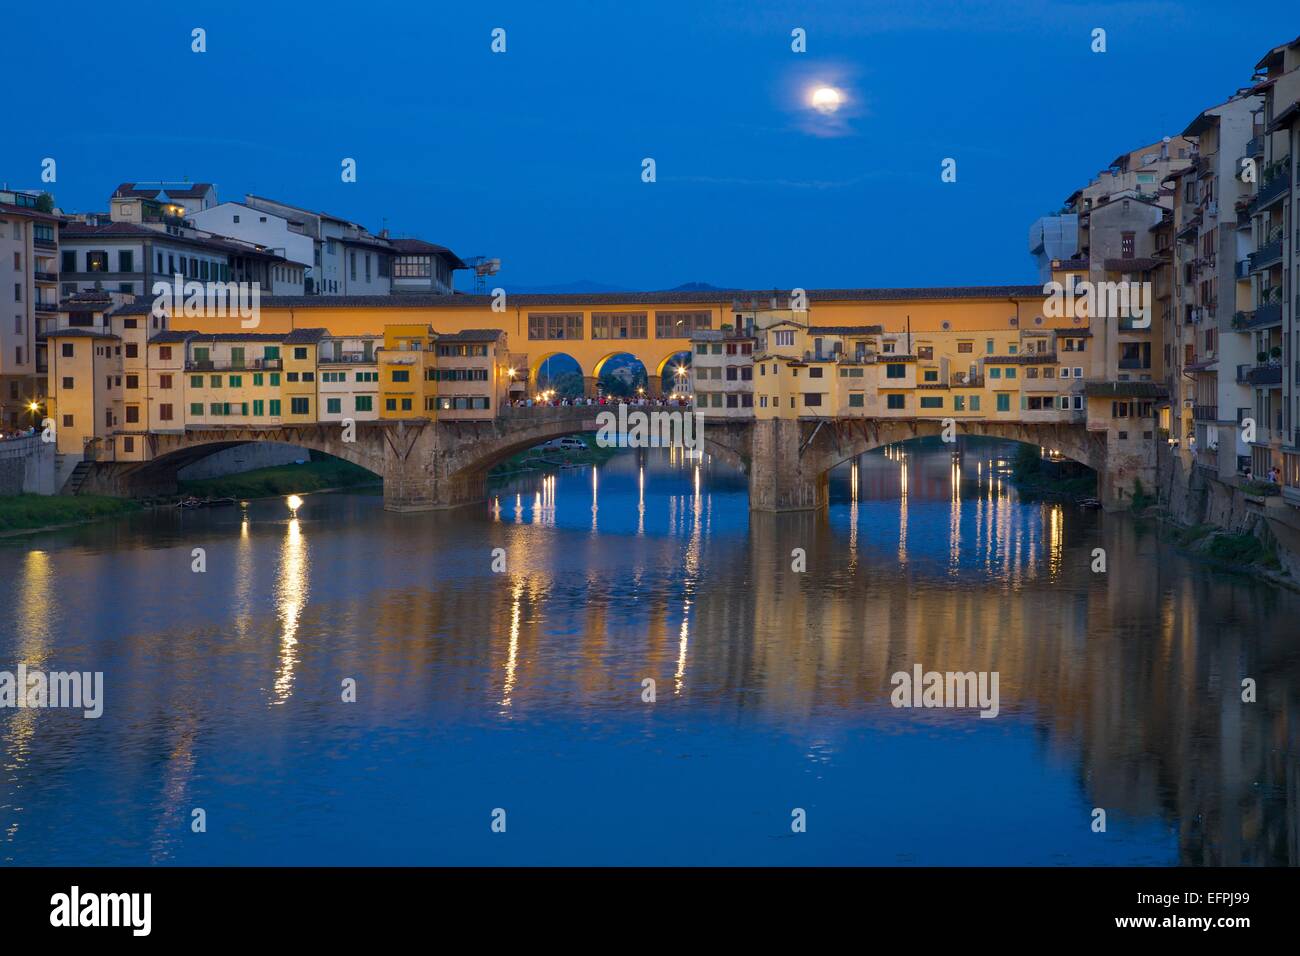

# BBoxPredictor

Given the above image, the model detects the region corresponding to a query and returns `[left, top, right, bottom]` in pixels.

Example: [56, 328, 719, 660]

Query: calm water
[2, 440, 1298, 866]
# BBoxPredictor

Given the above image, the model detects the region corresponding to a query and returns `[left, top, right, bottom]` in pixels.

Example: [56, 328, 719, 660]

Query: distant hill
[481, 279, 735, 295]
[493, 279, 627, 295]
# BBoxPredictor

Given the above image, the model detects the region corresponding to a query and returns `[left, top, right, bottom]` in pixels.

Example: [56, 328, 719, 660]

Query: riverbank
[489, 432, 619, 478]
[1007, 444, 1098, 503]
[0, 494, 141, 536]
[1154, 444, 1300, 591]
[177, 455, 379, 499]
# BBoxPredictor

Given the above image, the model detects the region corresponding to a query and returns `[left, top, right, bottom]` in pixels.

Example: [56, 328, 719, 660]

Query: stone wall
[0, 435, 56, 495]
[176, 442, 309, 480]
[1157, 443, 1300, 582]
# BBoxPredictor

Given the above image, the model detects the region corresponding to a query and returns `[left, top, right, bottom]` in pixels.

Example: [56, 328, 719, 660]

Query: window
[355, 395, 373, 412]
[159, 346, 172, 361]
[527, 313, 583, 340]
[986, 340, 994, 354]
[920, 396, 943, 409]
[190, 403, 203, 416]
[253, 373, 264, 386]
[989, 368, 1001, 379]
[970, 395, 981, 411]
[286, 372, 299, 382]
[119, 250, 134, 272]
[1004, 367, 1017, 380]
[849, 393, 864, 407]
[125, 406, 139, 424]
[996, 393, 1011, 412]
[159, 374, 173, 389]
[885, 364, 906, 379]
[886, 394, 905, 410]
[270, 373, 280, 386]
[958, 341, 973, 353]
[291, 398, 309, 415]
[229, 375, 242, 387]
[294, 347, 308, 360]
[269, 400, 281, 416]
[385, 398, 397, 411]
[590, 312, 647, 339]
[401, 398, 412, 411]
[62, 414, 73, 427]
[253, 400, 264, 417]
[391, 369, 410, 383]
[954, 395, 965, 411]
[656, 311, 711, 337]
[210, 375, 221, 388]
[62, 377, 73, 390]
[327, 398, 341, 414]
[803, 393, 822, 407]
[1121, 232, 1135, 259]
[125, 375, 138, 389]
[774, 330, 795, 347]
[191, 375, 203, 388]
[61, 342, 74, 358]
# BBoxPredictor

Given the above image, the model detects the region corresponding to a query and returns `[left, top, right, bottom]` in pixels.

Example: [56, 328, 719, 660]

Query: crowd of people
[507, 395, 692, 408]
[0, 425, 38, 441]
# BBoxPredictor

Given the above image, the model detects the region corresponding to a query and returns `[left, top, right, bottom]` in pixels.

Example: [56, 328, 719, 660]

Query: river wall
[0, 435, 55, 495]
[1157, 443, 1300, 583]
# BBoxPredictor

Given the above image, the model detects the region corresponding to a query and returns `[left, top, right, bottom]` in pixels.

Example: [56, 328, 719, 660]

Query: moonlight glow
[810, 86, 842, 114]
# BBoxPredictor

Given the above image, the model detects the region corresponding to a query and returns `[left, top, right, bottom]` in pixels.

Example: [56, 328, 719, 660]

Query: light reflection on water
[1, 438, 1298, 866]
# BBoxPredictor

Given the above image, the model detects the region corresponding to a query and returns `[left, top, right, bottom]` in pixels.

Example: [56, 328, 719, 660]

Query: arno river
[2, 440, 1298, 865]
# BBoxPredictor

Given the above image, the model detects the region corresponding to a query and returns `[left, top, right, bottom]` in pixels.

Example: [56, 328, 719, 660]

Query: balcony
[184, 357, 282, 372]
[319, 354, 375, 364]
[1249, 236, 1283, 272]
[1246, 362, 1283, 387]
[34, 301, 57, 314]
[33, 271, 57, 283]
[1235, 259, 1250, 279]
[1192, 404, 1218, 422]
[950, 373, 984, 388]
[1251, 165, 1291, 213]
[1236, 363, 1251, 384]
[33, 236, 55, 250]
[1118, 357, 1151, 370]
[1247, 134, 1264, 158]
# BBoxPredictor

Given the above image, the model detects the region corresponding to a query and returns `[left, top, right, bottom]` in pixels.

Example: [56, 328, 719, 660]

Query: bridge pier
[747, 418, 828, 512]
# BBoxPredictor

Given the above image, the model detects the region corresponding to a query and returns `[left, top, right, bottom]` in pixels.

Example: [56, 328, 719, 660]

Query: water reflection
[0, 439, 1298, 865]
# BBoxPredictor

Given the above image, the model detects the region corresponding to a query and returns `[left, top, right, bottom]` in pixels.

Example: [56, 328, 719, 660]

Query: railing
[1236, 363, 1251, 384]
[184, 358, 283, 372]
[950, 374, 984, 388]
[1235, 259, 1251, 279]
[1246, 134, 1264, 158]
[33, 236, 55, 250]
[319, 355, 375, 364]
[1249, 237, 1283, 271]
[1246, 362, 1283, 386]
[1192, 404, 1218, 421]
[33, 271, 57, 283]
[1118, 357, 1150, 370]
[1252, 167, 1292, 212]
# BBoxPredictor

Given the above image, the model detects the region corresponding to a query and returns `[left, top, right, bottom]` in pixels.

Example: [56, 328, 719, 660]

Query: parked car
[539, 437, 587, 450]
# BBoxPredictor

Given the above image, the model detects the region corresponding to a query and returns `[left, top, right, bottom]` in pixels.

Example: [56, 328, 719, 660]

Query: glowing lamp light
[286, 494, 304, 513]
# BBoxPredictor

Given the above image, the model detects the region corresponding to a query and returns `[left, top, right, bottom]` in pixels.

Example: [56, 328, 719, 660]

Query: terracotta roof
[390, 238, 467, 268]
[283, 327, 327, 344]
[1084, 381, 1168, 398]
[113, 182, 213, 200]
[148, 330, 196, 344]
[0, 202, 60, 222]
[1103, 257, 1162, 272]
[1268, 100, 1300, 132]
[241, 285, 1045, 310]
[436, 329, 504, 341]
[808, 325, 884, 335]
[41, 327, 118, 340]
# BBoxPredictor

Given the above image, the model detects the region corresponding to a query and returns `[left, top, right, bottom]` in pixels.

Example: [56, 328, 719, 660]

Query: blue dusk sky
[4, 1, 1295, 291]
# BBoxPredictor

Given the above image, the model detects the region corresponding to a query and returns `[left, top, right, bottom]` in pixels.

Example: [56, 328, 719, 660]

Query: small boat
[177, 496, 237, 509]
[1078, 497, 1102, 509]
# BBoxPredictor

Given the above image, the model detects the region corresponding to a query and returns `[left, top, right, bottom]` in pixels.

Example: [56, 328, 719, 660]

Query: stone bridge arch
[747, 417, 1107, 512]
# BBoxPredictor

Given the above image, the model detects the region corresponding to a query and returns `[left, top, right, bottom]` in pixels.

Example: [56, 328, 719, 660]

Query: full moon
[811, 86, 842, 114]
